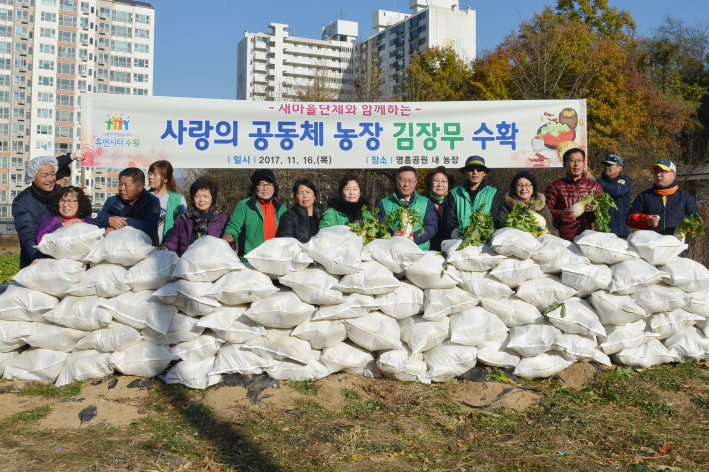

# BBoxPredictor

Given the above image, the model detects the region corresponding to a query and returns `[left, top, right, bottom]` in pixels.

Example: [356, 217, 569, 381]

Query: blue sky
[148, 0, 709, 100]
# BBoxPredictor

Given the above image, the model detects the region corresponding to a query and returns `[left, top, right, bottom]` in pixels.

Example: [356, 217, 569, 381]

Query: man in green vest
[443, 156, 501, 238]
[376, 166, 438, 251]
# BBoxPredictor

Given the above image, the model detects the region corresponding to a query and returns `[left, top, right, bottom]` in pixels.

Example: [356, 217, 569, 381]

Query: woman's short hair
[338, 173, 364, 195]
[148, 160, 178, 192]
[292, 178, 318, 199]
[189, 176, 218, 204]
[49, 186, 92, 219]
[424, 166, 456, 192]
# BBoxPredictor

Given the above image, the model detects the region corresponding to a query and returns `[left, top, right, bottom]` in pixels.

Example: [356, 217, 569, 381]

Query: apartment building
[237, 0, 475, 101]
[0, 0, 154, 225]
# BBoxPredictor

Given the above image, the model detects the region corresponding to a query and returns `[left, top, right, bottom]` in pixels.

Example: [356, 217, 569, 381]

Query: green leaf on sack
[543, 302, 566, 321]
[457, 203, 495, 250]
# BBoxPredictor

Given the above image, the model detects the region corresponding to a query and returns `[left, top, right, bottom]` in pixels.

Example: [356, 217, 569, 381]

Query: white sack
[476, 334, 521, 368]
[608, 259, 666, 295]
[449, 307, 509, 347]
[344, 311, 402, 351]
[546, 299, 606, 337]
[55, 350, 113, 387]
[646, 309, 704, 340]
[422, 287, 479, 321]
[405, 252, 462, 289]
[86, 227, 154, 265]
[35, 223, 104, 261]
[13, 259, 85, 297]
[589, 291, 647, 326]
[243, 331, 311, 364]
[0, 284, 58, 322]
[196, 306, 264, 344]
[599, 319, 661, 354]
[361, 236, 425, 273]
[561, 263, 612, 297]
[291, 319, 347, 349]
[172, 235, 245, 282]
[210, 343, 278, 375]
[556, 333, 610, 365]
[100, 290, 176, 333]
[614, 339, 680, 368]
[424, 342, 478, 382]
[3, 348, 68, 382]
[265, 350, 332, 381]
[109, 341, 176, 377]
[686, 289, 709, 318]
[627, 230, 687, 266]
[67, 263, 130, 298]
[631, 284, 691, 314]
[205, 268, 278, 305]
[490, 227, 543, 259]
[489, 258, 543, 288]
[660, 258, 709, 293]
[337, 261, 401, 295]
[124, 250, 179, 291]
[574, 230, 638, 264]
[142, 313, 204, 345]
[513, 352, 574, 379]
[154, 280, 220, 317]
[532, 238, 590, 274]
[163, 357, 221, 390]
[507, 322, 567, 357]
[375, 282, 423, 319]
[0, 350, 19, 375]
[244, 291, 315, 328]
[516, 275, 576, 310]
[441, 240, 506, 272]
[74, 322, 142, 352]
[0, 320, 33, 352]
[299, 225, 363, 275]
[457, 271, 514, 300]
[27, 322, 88, 352]
[313, 293, 380, 321]
[320, 341, 378, 376]
[169, 333, 225, 361]
[664, 327, 709, 362]
[279, 267, 345, 305]
[43, 295, 111, 331]
[399, 315, 450, 354]
[480, 297, 542, 327]
[245, 237, 313, 276]
[377, 348, 429, 383]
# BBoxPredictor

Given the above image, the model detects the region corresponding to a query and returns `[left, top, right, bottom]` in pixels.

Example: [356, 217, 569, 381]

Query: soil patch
[556, 362, 605, 389]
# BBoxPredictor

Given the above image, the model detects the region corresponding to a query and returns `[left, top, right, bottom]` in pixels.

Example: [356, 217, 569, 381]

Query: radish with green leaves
[384, 201, 425, 239]
[567, 192, 618, 233]
[458, 203, 495, 250]
[502, 200, 548, 236]
[349, 206, 391, 244]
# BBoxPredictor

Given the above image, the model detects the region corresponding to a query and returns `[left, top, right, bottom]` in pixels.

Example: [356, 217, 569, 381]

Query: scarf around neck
[429, 193, 446, 204]
[653, 180, 679, 196]
[186, 204, 221, 236]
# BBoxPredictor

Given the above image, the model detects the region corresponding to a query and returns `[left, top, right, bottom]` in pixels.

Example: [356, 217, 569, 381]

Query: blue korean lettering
[160, 119, 188, 145]
[300, 121, 324, 147]
[248, 121, 274, 151]
[334, 122, 358, 151]
[496, 121, 519, 150]
[472, 122, 495, 150]
[188, 120, 214, 151]
[274, 121, 298, 151]
[214, 121, 238, 146]
[359, 122, 384, 151]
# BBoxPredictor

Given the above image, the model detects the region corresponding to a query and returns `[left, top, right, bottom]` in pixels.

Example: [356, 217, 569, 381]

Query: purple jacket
[160, 213, 234, 256]
[37, 213, 94, 243]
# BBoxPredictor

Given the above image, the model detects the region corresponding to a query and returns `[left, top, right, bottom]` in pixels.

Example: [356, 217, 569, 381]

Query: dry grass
[0, 233, 19, 255]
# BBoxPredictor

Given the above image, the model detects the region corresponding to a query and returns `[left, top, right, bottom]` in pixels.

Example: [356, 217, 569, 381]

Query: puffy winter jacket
[544, 177, 604, 241]
[94, 189, 161, 245]
[595, 174, 632, 237]
[224, 196, 287, 258]
[319, 197, 370, 229]
[12, 184, 61, 268]
[160, 213, 234, 257]
[277, 204, 324, 243]
[628, 184, 700, 236]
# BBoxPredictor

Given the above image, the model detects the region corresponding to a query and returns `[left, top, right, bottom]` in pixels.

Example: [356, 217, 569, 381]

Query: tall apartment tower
[0, 0, 154, 225]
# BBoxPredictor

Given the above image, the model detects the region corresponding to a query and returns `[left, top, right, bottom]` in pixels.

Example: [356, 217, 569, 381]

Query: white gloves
[451, 228, 463, 238]
[72, 149, 85, 161]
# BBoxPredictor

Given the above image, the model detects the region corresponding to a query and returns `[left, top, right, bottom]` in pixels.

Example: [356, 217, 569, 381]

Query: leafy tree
[556, 0, 636, 39]
[399, 46, 473, 102]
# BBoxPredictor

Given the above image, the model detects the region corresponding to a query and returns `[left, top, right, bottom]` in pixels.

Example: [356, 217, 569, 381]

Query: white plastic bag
[67, 263, 130, 298]
[0, 320, 33, 352]
[320, 341, 378, 376]
[86, 227, 154, 266]
[344, 311, 403, 351]
[154, 280, 220, 317]
[243, 331, 311, 364]
[614, 339, 680, 368]
[291, 319, 347, 349]
[457, 271, 514, 300]
[279, 267, 345, 306]
[546, 299, 606, 337]
[424, 342, 478, 382]
[0, 284, 58, 322]
[3, 348, 68, 382]
[422, 287, 479, 321]
[441, 240, 506, 272]
[608, 259, 666, 295]
[27, 322, 88, 352]
[361, 236, 425, 273]
[196, 306, 264, 344]
[399, 315, 450, 354]
[375, 282, 424, 319]
[124, 250, 179, 291]
[245, 237, 313, 276]
[507, 322, 566, 357]
[13, 259, 85, 297]
[490, 227, 543, 259]
[0, 351, 19, 376]
[74, 321, 142, 352]
[100, 290, 177, 333]
[405, 252, 462, 289]
[210, 343, 278, 375]
[686, 289, 709, 317]
[43, 295, 111, 331]
[476, 334, 521, 368]
[631, 284, 691, 314]
[600, 319, 661, 354]
[627, 230, 687, 266]
[480, 297, 542, 327]
[265, 350, 332, 381]
[244, 291, 315, 328]
[561, 263, 612, 297]
[313, 293, 380, 321]
[659, 258, 709, 293]
[449, 307, 509, 347]
[55, 350, 113, 387]
[35, 223, 104, 261]
[299, 225, 363, 275]
[513, 352, 574, 379]
[163, 357, 221, 390]
[516, 275, 576, 310]
[109, 340, 176, 377]
[556, 333, 610, 365]
[664, 327, 709, 362]
[205, 268, 278, 305]
[142, 313, 204, 345]
[574, 230, 638, 264]
[169, 333, 225, 361]
[646, 309, 704, 340]
[377, 348, 429, 383]
[489, 258, 543, 288]
[588, 291, 647, 326]
[336, 261, 401, 295]
[172, 236, 245, 282]
[532, 237, 590, 274]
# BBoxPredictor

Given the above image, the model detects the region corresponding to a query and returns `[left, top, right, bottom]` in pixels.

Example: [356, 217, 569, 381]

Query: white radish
[569, 195, 594, 218]
[530, 210, 547, 233]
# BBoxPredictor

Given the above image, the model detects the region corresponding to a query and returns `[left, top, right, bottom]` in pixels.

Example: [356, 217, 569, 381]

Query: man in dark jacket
[628, 159, 699, 238]
[544, 147, 604, 241]
[12, 152, 83, 268]
[376, 165, 438, 250]
[443, 156, 501, 239]
[584, 154, 632, 237]
[94, 167, 160, 245]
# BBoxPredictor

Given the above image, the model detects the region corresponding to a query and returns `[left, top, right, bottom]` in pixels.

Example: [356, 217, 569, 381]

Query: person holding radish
[319, 173, 371, 229]
[424, 166, 456, 251]
[442, 156, 502, 240]
[376, 166, 438, 250]
[500, 171, 558, 237]
[544, 148, 604, 241]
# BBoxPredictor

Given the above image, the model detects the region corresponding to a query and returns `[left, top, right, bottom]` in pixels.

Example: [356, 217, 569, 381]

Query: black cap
[250, 169, 276, 186]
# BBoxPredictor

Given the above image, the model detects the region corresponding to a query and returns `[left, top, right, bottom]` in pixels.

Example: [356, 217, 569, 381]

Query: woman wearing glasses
[36, 186, 93, 243]
[500, 171, 558, 237]
[424, 166, 456, 251]
[223, 169, 286, 258]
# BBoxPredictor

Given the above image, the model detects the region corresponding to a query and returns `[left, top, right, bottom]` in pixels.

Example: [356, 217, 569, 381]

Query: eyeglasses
[257, 182, 274, 189]
[397, 178, 416, 184]
[59, 199, 78, 205]
[432, 179, 448, 185]
[567, 159, 585, 165]
[466, 167, 486, 173]
[516, 184, 533, 189]
[653, 169, 673, 175]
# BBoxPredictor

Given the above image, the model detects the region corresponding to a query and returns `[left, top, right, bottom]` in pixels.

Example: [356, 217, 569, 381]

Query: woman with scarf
[500, 171, 558, 237]
[158, 176, 234, 256]
[319, 173, 370, 229]
[424, 166, 455, 251]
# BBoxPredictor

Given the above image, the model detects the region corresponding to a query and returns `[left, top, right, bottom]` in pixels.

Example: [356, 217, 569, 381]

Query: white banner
[80, 94, 587, 169]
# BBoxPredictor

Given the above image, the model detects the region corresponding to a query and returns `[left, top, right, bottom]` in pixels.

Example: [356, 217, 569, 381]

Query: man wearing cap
[443, 156, 501, 239]
[628, 159, 699, 240]
[12, 151, 84, 268]
[223, 169, 286, 258]
[583, 155, 633, 238]
[376, 165, 438, 250]
[545, 147, 604, 241]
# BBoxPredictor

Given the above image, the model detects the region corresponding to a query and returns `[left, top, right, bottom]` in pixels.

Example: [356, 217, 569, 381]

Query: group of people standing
[12, 145, 700, 269]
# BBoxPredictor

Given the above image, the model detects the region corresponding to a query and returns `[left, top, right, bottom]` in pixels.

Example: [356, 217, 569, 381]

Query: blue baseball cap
[652, 159, 676, 172]
[604, 155, 624, 166]
[460, 155, 489, 173]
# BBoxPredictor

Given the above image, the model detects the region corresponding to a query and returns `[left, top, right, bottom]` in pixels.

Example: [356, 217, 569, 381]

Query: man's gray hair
[25, 156, 58, 184]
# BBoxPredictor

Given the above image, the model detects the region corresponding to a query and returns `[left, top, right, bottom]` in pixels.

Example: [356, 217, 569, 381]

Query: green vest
[380, 191, 430, 251]
[164, 191, 183, 237]
[450, 185, 497, 230]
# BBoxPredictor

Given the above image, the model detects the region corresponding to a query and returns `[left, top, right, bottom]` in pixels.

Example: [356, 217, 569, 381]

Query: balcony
[100, 13, 107, 19]
[80, 70, 87, 77]
[17, 99, 24, 105]
[82, 24, 88, 30]
[81, 40, 89, 46]
[98, 74, 106, 80]
[19, 66, 26, 72]
[20, 33, 27, 40]
[98, 59, 105, 65]
[16, 148, 23, 154]
[16, 132, 23, 137]
[81, 7, 90, 15]
[80, 55, 88, 61]
[99, 28, 108, 35]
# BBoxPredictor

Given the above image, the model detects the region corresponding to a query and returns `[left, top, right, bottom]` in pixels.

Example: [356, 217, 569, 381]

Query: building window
[0, 107, 7, 119]
[111, 11, 132, 23]
[38, 60, 54, 71]
[57, 94, 74, 107]
[110, 71, 130, 83]
[0, 91, 9, 104]
[0, 174, 7, 186]
[54, 142, 72, 154]
[54, 126, 72, 138]
[10, 157, 22, 168]
[111, 25, 131, 38]
[58, 14, 77, 28]
[11, 107, 22, 119]
[37, 108, 53, 119]
[60, 0, 78, 12]
[10, 172, 22, 184]
[40, 28, 56, 39]
[133, 73, 149, 83]
[36, 125, 52, 135]
[57, 110, 73, 122]
[38, 44, 55, 55]
[36, 141, 51, 151]
[57, 62, 75, 75]
[0, 141, 7, 153]
[111, 40, 131, 53]
[57, 79, 74, 91]
[37, 76, 54, 87]
[133, 88, 148, 96]
[136, 14, 150, 24]
[133, 58, 149, 68]
[58, 46, 76, 59]
[58, 31, 77, 43]
[37, 92, 53, 103]
[110, 56, 131, 68]
[109, 86, 130, 95]
[134, 28, 149, 39]
[0, 124, 7, 136]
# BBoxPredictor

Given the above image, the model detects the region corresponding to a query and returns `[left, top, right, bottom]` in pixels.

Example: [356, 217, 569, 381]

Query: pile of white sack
[2, 223, 709, 389]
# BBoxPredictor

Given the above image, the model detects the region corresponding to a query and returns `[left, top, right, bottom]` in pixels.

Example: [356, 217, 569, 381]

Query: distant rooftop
[113, 0, 154, 9]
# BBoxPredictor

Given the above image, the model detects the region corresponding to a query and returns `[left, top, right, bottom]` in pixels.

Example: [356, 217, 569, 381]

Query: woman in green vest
[319, 173, 371, 229]
[443, 156, 502, 239]
[148, 160, 186, 244]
